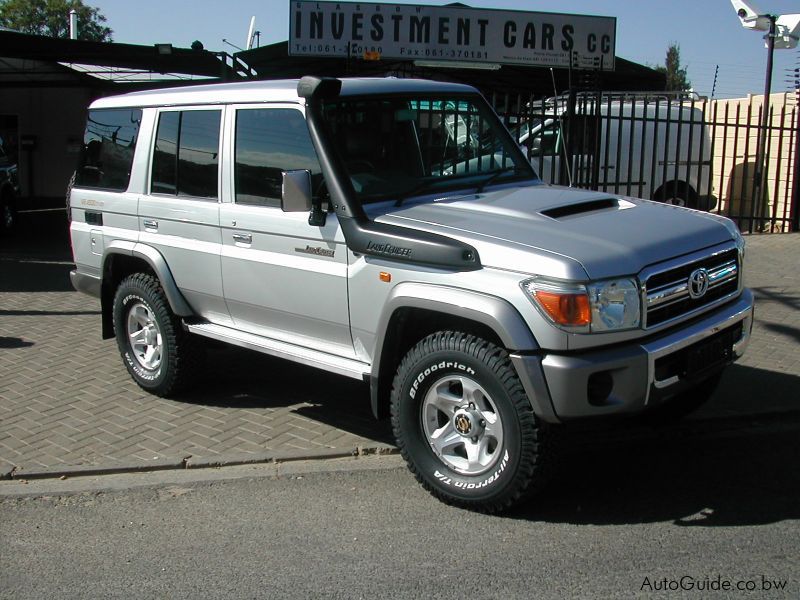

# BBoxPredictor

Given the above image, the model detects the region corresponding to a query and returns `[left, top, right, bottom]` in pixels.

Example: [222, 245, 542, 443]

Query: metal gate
[489, 89, 799, 234]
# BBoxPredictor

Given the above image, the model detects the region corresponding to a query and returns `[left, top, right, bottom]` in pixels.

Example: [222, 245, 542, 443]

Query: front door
[219, 105, 353, 358]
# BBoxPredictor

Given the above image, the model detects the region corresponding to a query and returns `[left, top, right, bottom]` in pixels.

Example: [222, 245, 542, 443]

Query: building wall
[2, 86, 94, 200]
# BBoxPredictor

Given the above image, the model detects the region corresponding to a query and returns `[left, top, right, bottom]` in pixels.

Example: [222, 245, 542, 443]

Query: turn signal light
[533, 291, 591, 327]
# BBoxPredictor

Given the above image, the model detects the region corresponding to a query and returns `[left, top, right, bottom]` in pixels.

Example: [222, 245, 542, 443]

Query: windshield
[321, 94, 537, 204]
[508, 118, 543, 144]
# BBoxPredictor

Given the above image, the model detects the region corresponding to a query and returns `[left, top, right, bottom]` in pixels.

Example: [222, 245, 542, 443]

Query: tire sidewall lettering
[409, 360, 475, 399]
[433, 448, 511, 490]
[115, 285, 166, 387]
[401, 353, 519, 498]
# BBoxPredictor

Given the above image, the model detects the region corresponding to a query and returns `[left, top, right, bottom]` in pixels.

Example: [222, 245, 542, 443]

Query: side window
[234, 108, 321, 207]
[76, 108, 142, 191]
[531, 123, 560, 156]
[151, 111, 179, 195]
[151, 109, 221, 199]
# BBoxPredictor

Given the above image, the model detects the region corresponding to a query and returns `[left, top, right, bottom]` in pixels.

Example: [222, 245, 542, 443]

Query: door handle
[143, 219, 158, 230]
[232, 232, 252, 245]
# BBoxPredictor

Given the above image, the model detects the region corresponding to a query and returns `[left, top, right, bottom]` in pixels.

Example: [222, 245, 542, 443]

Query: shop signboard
[289, 1, 616, 70]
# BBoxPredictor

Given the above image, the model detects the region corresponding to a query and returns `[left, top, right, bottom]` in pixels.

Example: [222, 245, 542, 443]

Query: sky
[90, 0, 800, 99]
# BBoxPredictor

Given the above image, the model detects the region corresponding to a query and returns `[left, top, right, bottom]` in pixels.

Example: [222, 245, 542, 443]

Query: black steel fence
[488, 89, 799, 233]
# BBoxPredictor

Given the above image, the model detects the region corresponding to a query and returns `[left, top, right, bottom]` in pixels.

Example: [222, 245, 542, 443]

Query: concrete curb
[4, 444, 399, 482]
[8, 457, 188, 481]
[1, 462, 16, 480]
[4, 411, 798, 483]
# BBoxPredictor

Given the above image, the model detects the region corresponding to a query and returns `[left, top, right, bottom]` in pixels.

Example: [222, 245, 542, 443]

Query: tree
[0, 0, 112, 42]
[655, 43, 691, 92]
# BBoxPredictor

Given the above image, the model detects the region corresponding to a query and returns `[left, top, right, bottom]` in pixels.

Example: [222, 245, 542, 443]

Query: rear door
[138, 107, 229, 324]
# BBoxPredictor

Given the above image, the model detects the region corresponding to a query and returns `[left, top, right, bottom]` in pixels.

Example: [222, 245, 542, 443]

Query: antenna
[550, 68, 573, 187]
[246, 16, 256, 50]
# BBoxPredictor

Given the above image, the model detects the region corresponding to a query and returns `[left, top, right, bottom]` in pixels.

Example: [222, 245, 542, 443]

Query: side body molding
[369, 282, 540, 418]
[102, 240, 194, 317]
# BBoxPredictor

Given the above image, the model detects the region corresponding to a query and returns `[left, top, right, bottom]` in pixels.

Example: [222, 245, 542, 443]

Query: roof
[90, 77, 479, 109]
[0, 30, 236, 81]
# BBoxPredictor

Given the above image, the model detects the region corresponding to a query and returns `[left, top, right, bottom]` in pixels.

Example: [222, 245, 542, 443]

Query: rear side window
[76, 108, 142, 191]
[234, 108, 321, 207]
[151, 109, 221, 199]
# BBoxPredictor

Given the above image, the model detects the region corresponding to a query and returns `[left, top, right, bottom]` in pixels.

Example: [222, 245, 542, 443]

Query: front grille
[644, 248, 739, 328]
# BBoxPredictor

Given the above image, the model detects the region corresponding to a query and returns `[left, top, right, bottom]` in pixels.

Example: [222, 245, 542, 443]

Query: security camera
[730, 0, 771, 31]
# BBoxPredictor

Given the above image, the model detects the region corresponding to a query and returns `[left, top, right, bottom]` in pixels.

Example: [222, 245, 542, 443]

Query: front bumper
[511, 289, 754, 423]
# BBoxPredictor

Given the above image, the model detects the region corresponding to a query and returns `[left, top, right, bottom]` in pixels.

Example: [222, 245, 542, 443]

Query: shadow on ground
[171, 348, 799, 514]
[510, 424, 799, 527]
[504, 364, 800, 526]
[173, 344, 393, 445]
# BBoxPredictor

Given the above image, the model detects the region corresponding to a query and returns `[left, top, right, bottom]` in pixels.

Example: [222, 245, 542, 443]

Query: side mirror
[281, 170, 312, 213]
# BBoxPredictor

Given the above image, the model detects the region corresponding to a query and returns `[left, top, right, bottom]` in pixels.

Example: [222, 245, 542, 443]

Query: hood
[374, 185, 735, 280]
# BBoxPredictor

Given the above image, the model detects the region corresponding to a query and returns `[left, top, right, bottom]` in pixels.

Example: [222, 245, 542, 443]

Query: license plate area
[655, 323, 742, 383]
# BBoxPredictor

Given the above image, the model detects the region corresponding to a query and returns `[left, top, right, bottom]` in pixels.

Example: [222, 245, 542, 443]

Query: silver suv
[69, 77, 754, 512]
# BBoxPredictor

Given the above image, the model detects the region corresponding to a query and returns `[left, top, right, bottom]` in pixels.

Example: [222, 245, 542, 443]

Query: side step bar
[185, 322, 370, 381]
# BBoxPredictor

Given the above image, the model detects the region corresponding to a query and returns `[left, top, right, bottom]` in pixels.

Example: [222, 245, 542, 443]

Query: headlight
[587, 279, 640, 331]
[522, 277, 640, 333]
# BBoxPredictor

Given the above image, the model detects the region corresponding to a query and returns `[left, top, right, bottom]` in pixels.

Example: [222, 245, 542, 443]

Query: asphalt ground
[1, 208, 798, 480]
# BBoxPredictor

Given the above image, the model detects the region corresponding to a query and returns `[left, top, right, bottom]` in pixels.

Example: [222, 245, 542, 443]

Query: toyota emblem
[688, 268, 710, 299]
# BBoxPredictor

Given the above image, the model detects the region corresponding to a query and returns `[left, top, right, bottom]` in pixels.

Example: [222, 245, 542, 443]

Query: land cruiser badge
[295, 245, 335, 258]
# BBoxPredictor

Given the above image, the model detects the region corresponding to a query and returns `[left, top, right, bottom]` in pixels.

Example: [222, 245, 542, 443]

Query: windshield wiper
[474, 167, 521, 193]
[394, 179, 440, 207]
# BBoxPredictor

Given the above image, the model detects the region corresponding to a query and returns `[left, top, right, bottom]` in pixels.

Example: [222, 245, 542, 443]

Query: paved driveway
[1, 210, 798, 476]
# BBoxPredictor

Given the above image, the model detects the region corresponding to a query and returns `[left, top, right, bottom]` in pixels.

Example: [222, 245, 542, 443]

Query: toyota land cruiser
[68, 77, 753, 512]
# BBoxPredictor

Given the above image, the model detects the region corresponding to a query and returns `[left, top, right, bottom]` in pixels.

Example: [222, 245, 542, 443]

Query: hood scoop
[541, 197, 634, 220]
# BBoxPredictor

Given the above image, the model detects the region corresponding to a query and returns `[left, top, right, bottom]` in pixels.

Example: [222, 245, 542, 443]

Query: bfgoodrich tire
[112, 273, 202, 396]
[391, 331, 552, 513]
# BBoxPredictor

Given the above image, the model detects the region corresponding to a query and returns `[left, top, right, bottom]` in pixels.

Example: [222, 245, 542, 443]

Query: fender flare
[102, 240, 194, 317]
[369, 282, 541, 418]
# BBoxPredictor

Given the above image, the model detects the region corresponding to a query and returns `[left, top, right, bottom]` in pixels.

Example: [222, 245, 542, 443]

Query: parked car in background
[0, 135, 20, 234]
[515, 92, 716, 210]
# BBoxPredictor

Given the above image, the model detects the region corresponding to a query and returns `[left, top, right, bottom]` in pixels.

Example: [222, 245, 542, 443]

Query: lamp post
[750, 14, 775, 230]
[730, 1, 800, 231]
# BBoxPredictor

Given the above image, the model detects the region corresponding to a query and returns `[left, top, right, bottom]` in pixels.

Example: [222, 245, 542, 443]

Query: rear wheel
[662, 193, 696, 209]
[112, 273, 202, 396]
[391, 331, 552, 513]
[654, 183, 698, 210]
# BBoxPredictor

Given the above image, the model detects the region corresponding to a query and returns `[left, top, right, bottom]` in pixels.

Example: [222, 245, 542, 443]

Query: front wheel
[391, 331, 552, 513]
[112, 273, 202, 396]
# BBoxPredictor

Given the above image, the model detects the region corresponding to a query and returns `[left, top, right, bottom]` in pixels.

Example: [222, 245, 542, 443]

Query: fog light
[587, 371, 614, 406]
